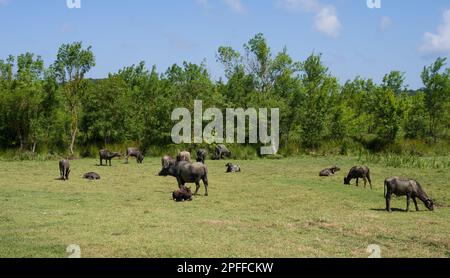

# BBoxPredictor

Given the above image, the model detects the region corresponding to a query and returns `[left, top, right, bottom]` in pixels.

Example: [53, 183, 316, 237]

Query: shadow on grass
[370, 208, 406, 212]
[371, 208, 429, 213]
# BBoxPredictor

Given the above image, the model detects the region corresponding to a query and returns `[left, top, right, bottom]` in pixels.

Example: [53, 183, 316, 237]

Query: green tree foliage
[53, 42, 95, 154]
[421, 57, 450, 141]
[0, 36, 449, 157]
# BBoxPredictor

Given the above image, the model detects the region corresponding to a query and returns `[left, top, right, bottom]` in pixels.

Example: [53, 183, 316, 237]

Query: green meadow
[1, 156, 449, 258]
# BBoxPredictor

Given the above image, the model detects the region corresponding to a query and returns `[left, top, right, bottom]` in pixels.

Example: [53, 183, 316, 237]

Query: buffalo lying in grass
[319, 166, 340, 177]
[172, 186, 193, 202]
[384, 177, 434, 212]
[225, 163, 241, 173]
[83, 172, 101, 180]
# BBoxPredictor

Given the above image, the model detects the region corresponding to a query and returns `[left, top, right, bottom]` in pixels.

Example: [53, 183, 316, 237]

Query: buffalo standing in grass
[172, 186, 193, 202]
[125, 147, 144, 164]
[159, 161, 209, 196]
[161, 155, 176, 169]
[319, 166, 340, 177]
[344, 166, 372, 189]
[213, 144, 231, 160]
[59, 159, 70, 181]
[176, 151, 191, 162]
[196, 149, 207, 164]
[384, 177, 434, 212]
[99, 149, 121, 166]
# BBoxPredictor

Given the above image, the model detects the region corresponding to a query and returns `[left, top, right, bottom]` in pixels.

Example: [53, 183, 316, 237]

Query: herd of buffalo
[57, 144, 435, 213]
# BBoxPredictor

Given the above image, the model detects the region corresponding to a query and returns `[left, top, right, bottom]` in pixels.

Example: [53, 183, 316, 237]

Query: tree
[421, 57, 450, 141]
[53, 42, 95, 155]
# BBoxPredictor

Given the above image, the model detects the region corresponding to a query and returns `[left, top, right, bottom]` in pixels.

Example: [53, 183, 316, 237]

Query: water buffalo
[213, 144, 231, 160]
[159, 161, 209, 196]
[99, 149, 121, 166]
[172, 186, 193, 202]
[176, 151, 191, 162]
[161, 155, 176, 169]
[196, 149, 207, 164]
[344, 166, 372, 189]
[384, 177, 434, 212]
[59, 159, 70, 181]
[125, 147, 144, 164]
[225, 163, 241, 173]
[319, 166, 341, 177]
[83, 172, 101, 180]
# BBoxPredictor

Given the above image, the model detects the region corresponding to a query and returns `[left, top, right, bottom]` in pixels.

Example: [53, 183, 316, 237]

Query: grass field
[0, 156, 449, 258]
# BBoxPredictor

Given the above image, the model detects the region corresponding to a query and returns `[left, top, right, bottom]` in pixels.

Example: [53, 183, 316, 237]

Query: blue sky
[0, 0, 449, 89]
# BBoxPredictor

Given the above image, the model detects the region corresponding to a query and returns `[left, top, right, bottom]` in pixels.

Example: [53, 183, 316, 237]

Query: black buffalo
[59, 159, 70, 181]
[172, 186, 193, 202]
[196, 149, 207, 164]
[344, 166, 372, 189]
[159, 161, 209, 196]
[125, 147, 144, 164]
[384, 177, 434, 212]
[83, 172, 101, 180]
[99, 149, 121, 166]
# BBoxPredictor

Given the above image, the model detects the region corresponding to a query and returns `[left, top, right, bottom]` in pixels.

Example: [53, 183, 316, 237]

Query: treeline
[0, 34, 449, 158]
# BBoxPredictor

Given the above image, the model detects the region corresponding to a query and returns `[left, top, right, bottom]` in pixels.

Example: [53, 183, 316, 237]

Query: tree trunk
[70, 127, 77, 155]
[69, 109, 78, 155]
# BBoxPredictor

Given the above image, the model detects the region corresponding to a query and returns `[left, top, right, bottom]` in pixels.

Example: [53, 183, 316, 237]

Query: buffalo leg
[194, 181, 201, 196]
[202, 176, 209, 196]
[386, 193, 392, 212]
[356, 178, 359, 187]
[406, 195, 411, 212]
[413, 197, 419, 211]
[100, 158, 102, 166]
[363, 177, 367, 188]
[367, 175, 372, 189]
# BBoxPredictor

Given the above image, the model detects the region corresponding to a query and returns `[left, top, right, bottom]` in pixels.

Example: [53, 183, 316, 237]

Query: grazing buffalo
[59, 159, 70, 181]
[319, 166, 341, 177]
[159, 161, 209, 196]
[83, 172, 101, 180]
[161, 155, 176, 169]
[196, 149, 207, 164]
[384, 177, 434, 212]
[225, 163, 241, 173]
[99, 149, 121, 166]
[176, 151, 191, 162]
[172, 186, 193, 202]
[125, 147, 144, 164]
[213, 144, 231, 160]
[344, 166, 372, 189]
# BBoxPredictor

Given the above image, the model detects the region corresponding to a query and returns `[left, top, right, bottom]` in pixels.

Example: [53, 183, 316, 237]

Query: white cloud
[380, 16, 392, 31]
[277, 0, 341, 38]
[420, 9, 450, 54]
[223, 0, 245, 14]
[315, 6, 340, 38]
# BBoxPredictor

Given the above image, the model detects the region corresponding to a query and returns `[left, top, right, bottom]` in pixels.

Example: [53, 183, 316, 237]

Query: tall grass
[358, 152, 450, 169]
